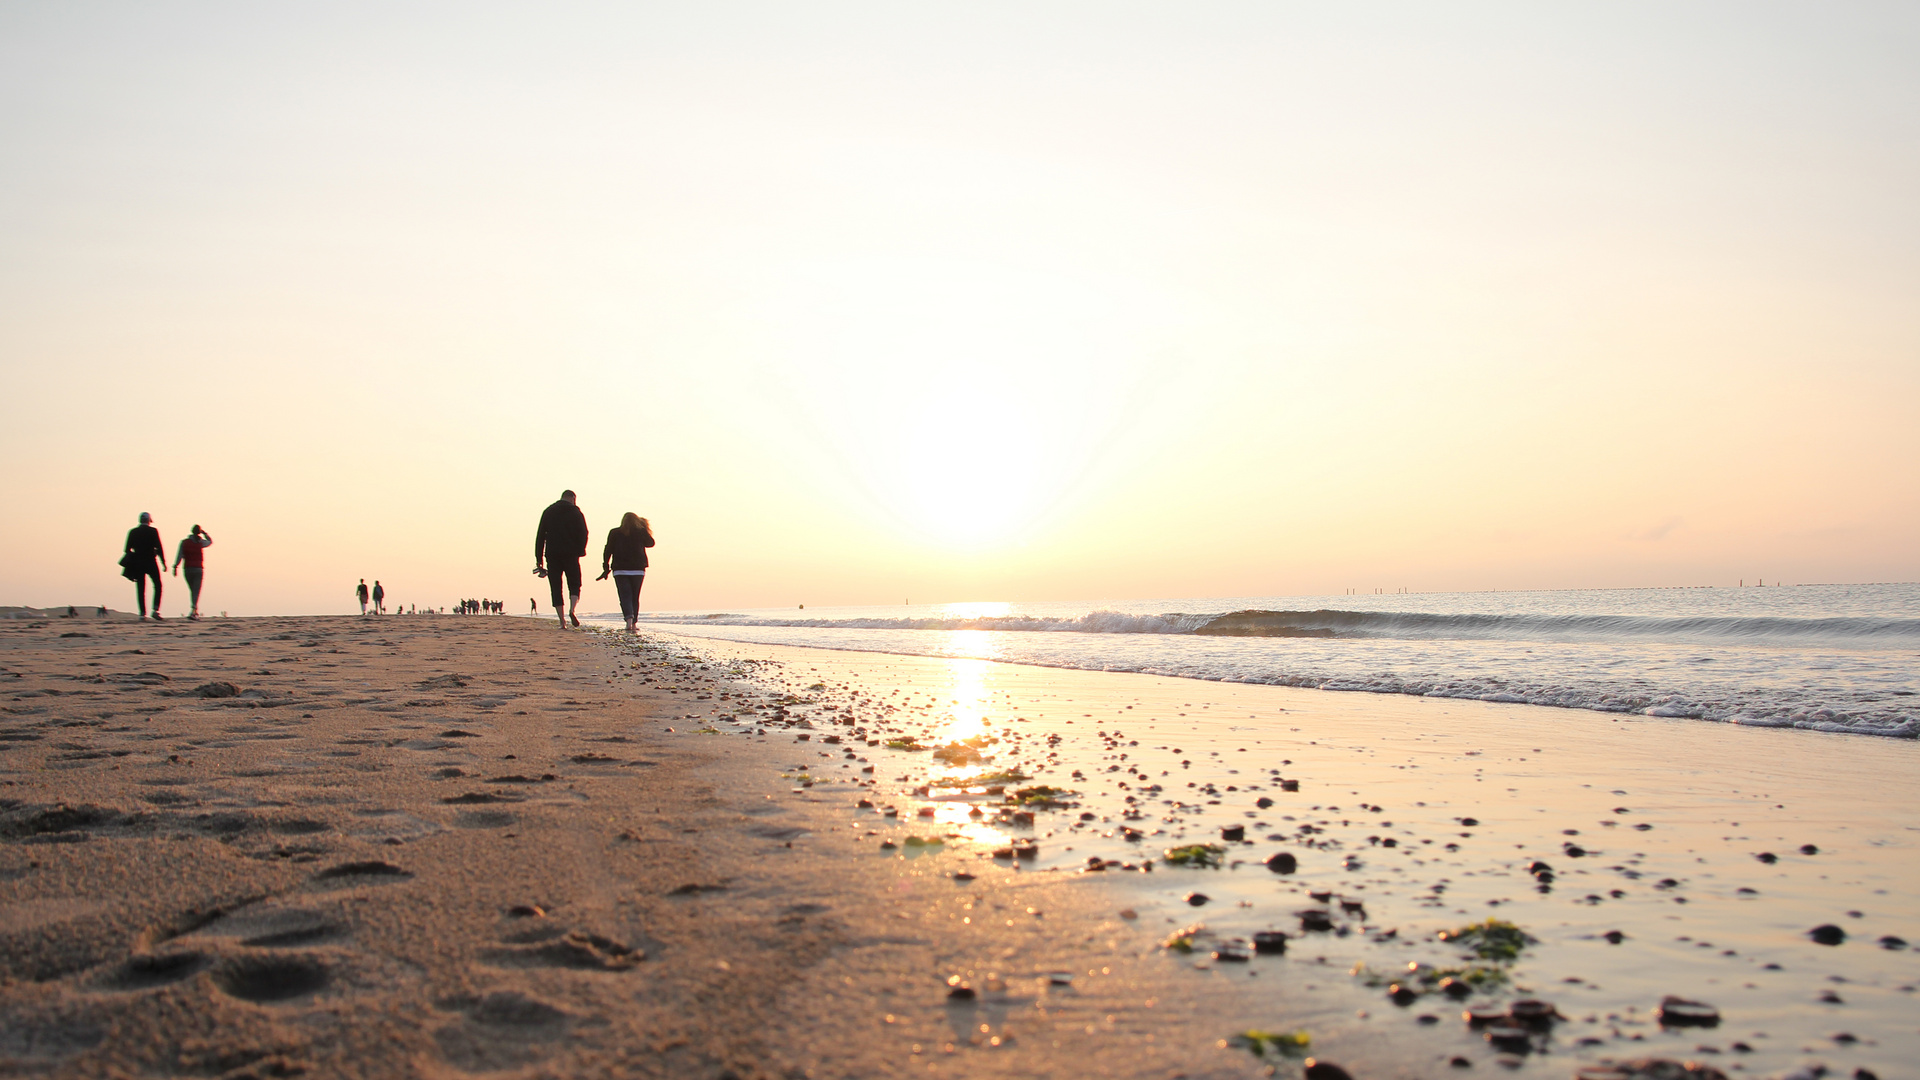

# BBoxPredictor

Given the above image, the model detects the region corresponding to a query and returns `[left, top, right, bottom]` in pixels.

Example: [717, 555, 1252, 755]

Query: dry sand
[2, 615, 1914, 1080]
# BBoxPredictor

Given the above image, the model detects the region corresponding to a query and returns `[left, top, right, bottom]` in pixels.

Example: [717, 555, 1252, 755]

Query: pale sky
[3, 2, 1916, 614]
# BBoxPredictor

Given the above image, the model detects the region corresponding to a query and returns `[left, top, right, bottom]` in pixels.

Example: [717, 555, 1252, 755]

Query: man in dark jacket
[123, 512, 165, 620]
[534, 490, 589, 628]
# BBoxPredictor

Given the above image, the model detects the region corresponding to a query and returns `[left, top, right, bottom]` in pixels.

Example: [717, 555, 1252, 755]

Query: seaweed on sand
[1437, 918, 1538, 961]
[1162, 843, 1227, 868]
[930, 769, 1029, 789]
[1008, 785, 1077, 807]
[1224, 1030, 1311, 1058]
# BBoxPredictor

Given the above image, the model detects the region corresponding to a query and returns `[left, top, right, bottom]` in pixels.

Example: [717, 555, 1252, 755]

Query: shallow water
[656, 632, 1920, 1079]
[608, 583, 1920, 738]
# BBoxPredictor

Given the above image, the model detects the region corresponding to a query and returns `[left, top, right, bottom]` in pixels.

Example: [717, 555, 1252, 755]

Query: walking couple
[120, 512, 213, 620]
[533, 489, 655, 633]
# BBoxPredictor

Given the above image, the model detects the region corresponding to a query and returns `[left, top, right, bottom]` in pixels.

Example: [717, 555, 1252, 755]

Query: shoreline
[608, 616, 1920, 740]
[2, 616, 1913, 1079]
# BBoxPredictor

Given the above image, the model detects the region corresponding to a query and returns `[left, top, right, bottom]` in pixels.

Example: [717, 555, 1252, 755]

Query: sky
[2, 2, 1917, 615]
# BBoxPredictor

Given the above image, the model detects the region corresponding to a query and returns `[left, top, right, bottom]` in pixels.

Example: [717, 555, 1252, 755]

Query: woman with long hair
[597, 512, 655, 633]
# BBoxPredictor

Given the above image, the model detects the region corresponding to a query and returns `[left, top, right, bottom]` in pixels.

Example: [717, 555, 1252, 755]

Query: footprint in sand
[433, 991, 578, 1071]
[101, 951, 209, 990]
[211, 955, 331, 1002]
[310, 860, 412, 883]
[482, 930, 644, 971]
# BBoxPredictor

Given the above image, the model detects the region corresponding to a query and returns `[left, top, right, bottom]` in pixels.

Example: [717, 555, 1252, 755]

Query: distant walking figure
[122, 512, 166, 620]
[534, 489, 589, 628]
[372, 580, 386, 615]
[172, 525, 213, 620]
[597, 513, 655, 634]
[529, 598, 536, 614]
[357, 579, 370, 615]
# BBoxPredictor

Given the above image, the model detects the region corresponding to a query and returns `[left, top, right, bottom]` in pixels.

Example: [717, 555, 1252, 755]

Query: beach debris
[931, 769, 1028, 788]
[1388, 982, 1419, 1005]
[313, 860, 411, 880]
[1800, 843, 1819, 855]
[1438, 919, 1536, 961]
[1508, 999, 1558, 1028]
[1298, 908, 1334, 932]
[1279, 779, 1300, 792]
[884, 738, 928, 751]
[1256, 796, 1274, 808]
[1163, 924, 1205, 952]
[1163, 843, 1227, 868]
[1220, 824, 1245, 842]
[1655, 997, 1720, 1027]
[946, 978, 976, 1001]
[668, 882, 727, 895]
[1577, 1058, 1731, 1080]
[1808, 924, 1847, 946]
[1265, 851, 1299, 874]
[1118, 908, 1137, 919]
[1303, 1058, 1353, 1080]
[1603, 930, 1627, 944]
[1212, 938, 1251, 962]
[902, 835, 942, 847]
[932, 742, 985, 765]
[1009, 785, 1077, 808]
[191, 681, 241, 698]
[506, 905, 545, 918]
[879, 840, 897, 850]
[991, 841, 1037, 860]
[1878, 935, 1907, 949]
[1483, 1023, 1532, 1053]
[1357, 961, 1506, 999]
[1223, 1029, 1311, 1059]
[1186, 892, 1211, 907]
[1339, 897, 1366, 916]
[1253, 930, 1289, 954]
[1755, 851, 1778, 863]
[1047, 970, 1075, 986]
[952, 871, 975, 882]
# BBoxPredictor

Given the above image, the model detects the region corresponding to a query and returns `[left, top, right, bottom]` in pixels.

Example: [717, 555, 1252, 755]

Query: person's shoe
[151, 612, 164, 620]
[570, 614, 580, 628]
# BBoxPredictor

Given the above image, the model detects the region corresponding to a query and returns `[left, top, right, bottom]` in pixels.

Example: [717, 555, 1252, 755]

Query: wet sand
[1, 615, 1913, 1079]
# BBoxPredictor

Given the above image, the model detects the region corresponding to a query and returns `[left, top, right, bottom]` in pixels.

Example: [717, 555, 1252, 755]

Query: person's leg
[135, 575, 148, 618]
[185, 568, 203, 616]
[148, 568, 163, 618]
[562, 561, 583, 627]
[548, 566, 567, 625]
[615, 576, 638, 630]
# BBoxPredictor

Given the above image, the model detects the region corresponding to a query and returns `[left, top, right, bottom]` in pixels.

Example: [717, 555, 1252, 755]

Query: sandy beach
[3, 615, 1914, 1079]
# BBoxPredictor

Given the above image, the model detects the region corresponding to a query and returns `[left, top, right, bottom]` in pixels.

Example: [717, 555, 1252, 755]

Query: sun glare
[749, 256, 1168, 549]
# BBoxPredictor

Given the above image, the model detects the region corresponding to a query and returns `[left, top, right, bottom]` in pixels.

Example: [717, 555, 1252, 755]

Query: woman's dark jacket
[602, 526, 655, 572]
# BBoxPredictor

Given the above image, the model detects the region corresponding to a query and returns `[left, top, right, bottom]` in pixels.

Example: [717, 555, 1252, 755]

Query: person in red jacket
[534, 489, 589, 628]
[171, 525, 213, 620]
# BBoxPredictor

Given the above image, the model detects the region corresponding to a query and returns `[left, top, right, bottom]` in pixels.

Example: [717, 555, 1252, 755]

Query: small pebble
[1809, 924, 1847, 946]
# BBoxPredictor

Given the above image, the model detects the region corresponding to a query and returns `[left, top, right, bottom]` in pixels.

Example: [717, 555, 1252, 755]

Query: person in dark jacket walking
[356, 579, 370, 614]
[596, 513, 655, 633]
[171, 525, 213, 620]
[123, 512, 166, 620]
[534, 489, 589, 628]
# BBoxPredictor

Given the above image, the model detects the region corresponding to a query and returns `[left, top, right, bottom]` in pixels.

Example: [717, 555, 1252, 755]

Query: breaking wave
[646, 608, 1920, 648]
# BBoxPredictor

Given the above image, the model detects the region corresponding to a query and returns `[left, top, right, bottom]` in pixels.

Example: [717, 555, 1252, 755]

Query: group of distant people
[114, 494, 653, 628]
[354, 578, 388, 615]
[120, 513, 212, 620]
[534, 489, 655, 633]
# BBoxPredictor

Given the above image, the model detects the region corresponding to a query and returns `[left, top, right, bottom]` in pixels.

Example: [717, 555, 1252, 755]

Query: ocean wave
[644, 608, 1920, 646]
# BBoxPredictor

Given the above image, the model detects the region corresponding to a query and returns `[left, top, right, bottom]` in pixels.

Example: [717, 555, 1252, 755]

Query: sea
[596, 583, 1920, 738]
